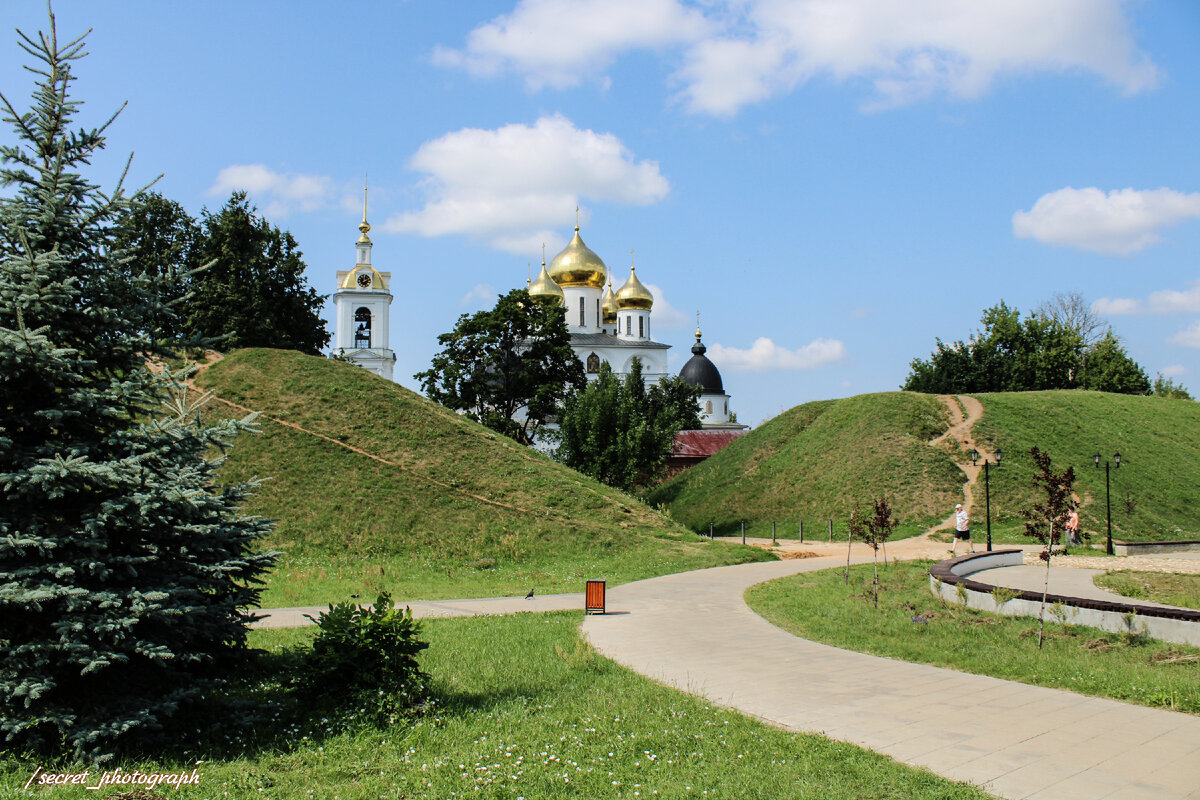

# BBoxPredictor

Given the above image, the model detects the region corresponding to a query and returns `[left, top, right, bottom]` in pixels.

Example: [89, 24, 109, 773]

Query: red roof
[671, 429, 746, 459]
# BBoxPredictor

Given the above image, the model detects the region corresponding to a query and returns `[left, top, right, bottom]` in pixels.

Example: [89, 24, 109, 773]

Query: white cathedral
[524, 223, 742, 430]
[332, 206, 743, 432]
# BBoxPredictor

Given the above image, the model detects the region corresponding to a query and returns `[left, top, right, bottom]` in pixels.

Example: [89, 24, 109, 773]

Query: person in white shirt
[952, 503, 971, 554]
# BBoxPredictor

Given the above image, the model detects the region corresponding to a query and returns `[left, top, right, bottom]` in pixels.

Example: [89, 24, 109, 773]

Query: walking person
[1065, 509, 1080, 546]
[951, 503, 972, 554]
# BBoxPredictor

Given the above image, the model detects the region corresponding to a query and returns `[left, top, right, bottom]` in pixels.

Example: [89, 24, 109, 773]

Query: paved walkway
[580, 555, 1200, 800]
[251, 593, 583, 628]
[968, 564, 1189, 610]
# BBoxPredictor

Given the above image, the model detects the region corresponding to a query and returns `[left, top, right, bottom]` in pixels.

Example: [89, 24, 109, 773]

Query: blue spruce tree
[0, 11, 275, 760]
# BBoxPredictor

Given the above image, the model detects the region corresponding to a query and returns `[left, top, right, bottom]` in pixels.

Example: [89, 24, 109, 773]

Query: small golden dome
[601, 281, 617, 323]
[548, 226, 607, 289]
[615, 266, 653, 310]
[528, 263, 564, 306]
[357, 219, 371, 244]
[339, 266, 387, 290]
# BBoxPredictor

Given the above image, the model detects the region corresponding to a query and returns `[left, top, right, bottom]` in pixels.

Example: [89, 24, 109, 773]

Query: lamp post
[1094, 451, 1122, 556]
[971, 447, 1003, 552]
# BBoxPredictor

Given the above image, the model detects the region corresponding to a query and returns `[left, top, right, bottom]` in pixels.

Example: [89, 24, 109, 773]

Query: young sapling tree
[1020, 446, 1077, 649]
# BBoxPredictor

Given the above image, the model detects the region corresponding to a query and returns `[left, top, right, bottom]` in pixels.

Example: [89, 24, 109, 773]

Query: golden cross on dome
[630, 248, 635, 268]
[575, 205, 580, 229]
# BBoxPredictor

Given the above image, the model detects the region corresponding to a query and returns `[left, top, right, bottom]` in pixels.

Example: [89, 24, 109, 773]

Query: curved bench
[928, 549, 1200, 647]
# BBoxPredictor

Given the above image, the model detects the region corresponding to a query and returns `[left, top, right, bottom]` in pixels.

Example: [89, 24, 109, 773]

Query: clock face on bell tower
[357, 272, 371, 288]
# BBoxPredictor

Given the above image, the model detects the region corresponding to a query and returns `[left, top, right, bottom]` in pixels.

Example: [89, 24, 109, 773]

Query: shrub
[296, 592, 429, 721]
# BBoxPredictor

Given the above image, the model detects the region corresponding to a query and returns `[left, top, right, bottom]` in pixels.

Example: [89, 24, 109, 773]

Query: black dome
[679, 338, 723, 393]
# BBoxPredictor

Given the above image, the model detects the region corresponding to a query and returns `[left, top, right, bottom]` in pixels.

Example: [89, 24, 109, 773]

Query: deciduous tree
[553, 359, 701, 492]
[416, 288, 584, 444]
[1021, 447, 1077, 649]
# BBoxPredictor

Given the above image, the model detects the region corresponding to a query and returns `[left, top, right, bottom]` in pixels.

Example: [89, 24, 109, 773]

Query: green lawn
[1094, 570, 1200, 610]
[0, 613, 995, 800]
[260, 537, 772, 607]
[746, 561, 1200, 714]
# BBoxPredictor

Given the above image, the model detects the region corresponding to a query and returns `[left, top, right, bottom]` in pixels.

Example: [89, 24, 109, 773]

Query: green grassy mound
[971, 391, 1200, 541]
[649, 392, 961, 538]
[653, 390, 1200, 543]
[195, 349, 771, 605]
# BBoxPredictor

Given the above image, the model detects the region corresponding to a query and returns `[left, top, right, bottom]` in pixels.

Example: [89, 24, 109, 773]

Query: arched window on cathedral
[354, 307, 371, 348]
[638, 316, 644, 338]
[579, 297, 585, 327]
[705, 400, 713, 415]
[586, 352, 600, 373]
[625, 316, 631, 336]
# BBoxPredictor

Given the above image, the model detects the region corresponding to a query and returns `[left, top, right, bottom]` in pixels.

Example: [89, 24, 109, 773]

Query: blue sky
[6, 1, 1199, 427]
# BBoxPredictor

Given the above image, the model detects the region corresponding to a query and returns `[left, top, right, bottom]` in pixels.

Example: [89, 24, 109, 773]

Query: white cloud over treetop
[437, 0, 1158, 116]
[707, 337, 846, 371]
[207, 164, 332, 217]
[384, 115, 669, 254]
[1094, 281, 1200, 316]
[1013, 187, 1200, 256]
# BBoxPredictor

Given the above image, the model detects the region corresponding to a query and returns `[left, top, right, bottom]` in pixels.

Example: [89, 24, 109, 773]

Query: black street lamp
[1094, 451, 1122, 556]
[970, 447, 1003, 551]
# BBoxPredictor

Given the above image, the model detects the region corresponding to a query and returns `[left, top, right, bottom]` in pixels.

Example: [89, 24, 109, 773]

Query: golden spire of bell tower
[358, 174, 371, 243]
[696, 309, 702, 342]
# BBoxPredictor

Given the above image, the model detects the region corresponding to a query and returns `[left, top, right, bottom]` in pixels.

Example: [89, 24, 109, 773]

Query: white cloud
[207, 164, 333, 217]
[1012, 187, 1200, 256]
[646, 284, 689, 330]
[384, 114, 669, 253]
[1169, 322, 1200, 350]
[460, 283, 499, 307]
[707, 337, 846, 372]
[1094, 280, 1200, 315]
[432, 0, 710, 90]
[1161, 364, 1188, 378]
[438, 0, 1158, 116]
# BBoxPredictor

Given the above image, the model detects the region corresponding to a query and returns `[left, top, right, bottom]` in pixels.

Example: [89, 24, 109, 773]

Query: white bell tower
[332, 181, 395, 380]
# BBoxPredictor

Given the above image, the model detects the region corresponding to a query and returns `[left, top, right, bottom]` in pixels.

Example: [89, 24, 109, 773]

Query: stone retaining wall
[1113, 539, 1200, 556]
[928, 549, 1200, 647]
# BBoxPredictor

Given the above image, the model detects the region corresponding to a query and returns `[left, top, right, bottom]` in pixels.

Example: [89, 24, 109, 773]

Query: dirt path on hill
[927, 395, 989, 535]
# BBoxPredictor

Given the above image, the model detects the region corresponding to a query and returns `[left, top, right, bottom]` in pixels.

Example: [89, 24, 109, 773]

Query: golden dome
[528, 262, 564, 306]
[357, 219, 371, 244]
[615, 266, 653, 310]
[548, 226, 607, 289]
[601, 281, 617, 323]
[339, 266, 387, 290]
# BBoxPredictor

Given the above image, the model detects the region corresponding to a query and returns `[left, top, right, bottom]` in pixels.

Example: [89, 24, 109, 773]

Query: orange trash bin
[585, 579, 606, 614]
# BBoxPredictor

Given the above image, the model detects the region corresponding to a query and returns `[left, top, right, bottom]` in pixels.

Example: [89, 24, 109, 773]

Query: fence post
[799, 519, 803, 542]
[772, 521, 776, 544]
[709, 521, 713, 540]
[741, 520, 746, 545]
[828, 519, 833, 542]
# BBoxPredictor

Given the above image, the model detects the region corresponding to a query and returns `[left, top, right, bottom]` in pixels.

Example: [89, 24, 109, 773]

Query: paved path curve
[252, 593, 584, 628]
[580, 556, 1200, 800]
